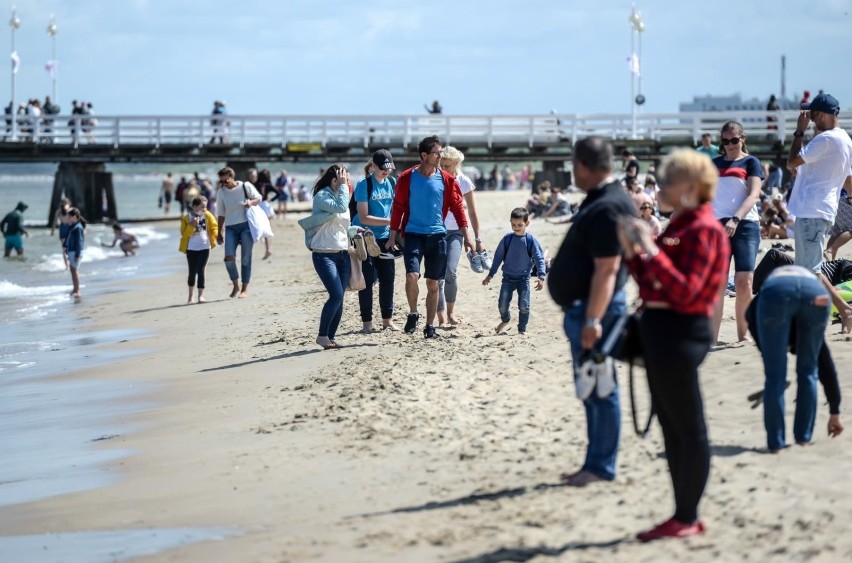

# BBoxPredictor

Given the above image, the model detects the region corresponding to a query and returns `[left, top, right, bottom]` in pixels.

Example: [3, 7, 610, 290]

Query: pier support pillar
[48, 162, 116, 225]
[535, 160, 572, 191]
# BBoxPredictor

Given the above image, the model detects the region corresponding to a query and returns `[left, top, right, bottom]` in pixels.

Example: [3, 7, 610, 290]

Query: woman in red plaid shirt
[617, 149, 731, 542]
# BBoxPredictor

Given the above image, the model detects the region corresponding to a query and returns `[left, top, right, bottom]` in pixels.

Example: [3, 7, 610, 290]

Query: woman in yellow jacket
[179, 195, 219, 303]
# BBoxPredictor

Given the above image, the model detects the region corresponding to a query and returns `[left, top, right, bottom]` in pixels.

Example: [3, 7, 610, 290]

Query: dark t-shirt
[624, 159, 640, 178]
[548, 180, 636, 306]
[1, 210, 24, 236]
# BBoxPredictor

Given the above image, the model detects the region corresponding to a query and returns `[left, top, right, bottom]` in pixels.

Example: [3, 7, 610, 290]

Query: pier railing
[5, 110, 852, 149]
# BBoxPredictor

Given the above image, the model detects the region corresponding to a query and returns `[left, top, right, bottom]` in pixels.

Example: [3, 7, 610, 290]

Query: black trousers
[639, 309, 713, 524]
[358, 239, 395, 322]
[186, 249, 210, 289]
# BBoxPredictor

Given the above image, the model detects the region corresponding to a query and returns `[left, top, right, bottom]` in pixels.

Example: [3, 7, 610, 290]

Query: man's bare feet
[559, 469, 583, 483]
[71, 292, 81, 299]
[238, 283, 249, 298]
[263, 252, 271, 260]
[495, 321, 510, 334]
[229, 283, 239, 298]
[382, 321, 399, 331]
[198, 296, 206, 303]
[565, 470, 606, 487]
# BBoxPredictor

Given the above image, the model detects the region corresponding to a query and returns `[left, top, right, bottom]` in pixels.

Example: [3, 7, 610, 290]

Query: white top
[186, 213, 211, 251]
[216, 181, 262, 226]
[311, 212, 350, 251]
[444, 172, 474, 231]
[788, 128, 852, 221]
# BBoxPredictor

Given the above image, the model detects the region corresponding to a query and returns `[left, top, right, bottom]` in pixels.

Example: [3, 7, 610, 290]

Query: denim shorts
[68, 252, 82, 270]
[720, 219, 760, 272]
[403, 233, 448, 280]
[794, 217, 832, 273]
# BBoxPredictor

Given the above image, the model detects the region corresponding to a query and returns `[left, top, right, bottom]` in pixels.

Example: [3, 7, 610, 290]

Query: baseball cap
[372, 149, 395, 170]
[804, 93, 840, 115]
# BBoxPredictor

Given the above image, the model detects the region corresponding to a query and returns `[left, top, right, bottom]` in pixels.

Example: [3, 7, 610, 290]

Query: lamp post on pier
[9, 6, 21, 141]
[47, 15, 58, 103]
[628, 5, 645, 140]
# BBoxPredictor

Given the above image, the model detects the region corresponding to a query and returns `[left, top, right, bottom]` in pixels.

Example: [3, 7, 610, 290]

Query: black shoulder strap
[366, 175, 374, 201]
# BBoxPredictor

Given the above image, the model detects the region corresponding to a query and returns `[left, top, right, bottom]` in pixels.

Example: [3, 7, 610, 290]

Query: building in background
[679, 93, 800, 113]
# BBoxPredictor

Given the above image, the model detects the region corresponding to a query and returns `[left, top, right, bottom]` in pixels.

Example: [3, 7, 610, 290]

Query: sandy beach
[2, 190, 852, 562]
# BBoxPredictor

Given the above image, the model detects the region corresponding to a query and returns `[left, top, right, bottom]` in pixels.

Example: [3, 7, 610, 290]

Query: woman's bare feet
[565, 470, 606, 487]
[382, 320, 399, 331]
[238, 283, 249, 298]
[495, 321, 510, 334]
[262, 251, 271, 260]
[316, 336, 336, 350]
[229, 282, 239, 298]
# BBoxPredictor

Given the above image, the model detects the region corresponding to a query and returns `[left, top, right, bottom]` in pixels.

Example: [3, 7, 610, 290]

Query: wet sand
[2, 190, 852, 562]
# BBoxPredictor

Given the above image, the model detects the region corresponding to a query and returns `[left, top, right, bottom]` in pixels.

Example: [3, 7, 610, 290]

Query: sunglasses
[720, 137, 741, 146]
[640, 205, 653, 210]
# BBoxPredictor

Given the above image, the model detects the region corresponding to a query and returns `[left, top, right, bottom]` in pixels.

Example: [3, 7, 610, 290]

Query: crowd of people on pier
[2, 97, 97, 143]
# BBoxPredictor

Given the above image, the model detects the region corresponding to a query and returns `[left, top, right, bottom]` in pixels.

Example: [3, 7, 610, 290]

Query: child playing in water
[179, 196, 219, 304]
[483, 207, 547, 335]
[65, 208, 85, 298]
[101, 223, 139, 256]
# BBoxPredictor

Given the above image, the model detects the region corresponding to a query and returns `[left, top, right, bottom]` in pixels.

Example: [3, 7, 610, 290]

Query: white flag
[10, 51, 20, 74]
[45, 60, 58, 79]
[628, 53, 640, 76]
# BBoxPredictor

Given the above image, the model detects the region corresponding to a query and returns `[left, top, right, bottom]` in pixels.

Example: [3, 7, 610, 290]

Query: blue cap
[804, 93, 840, 115]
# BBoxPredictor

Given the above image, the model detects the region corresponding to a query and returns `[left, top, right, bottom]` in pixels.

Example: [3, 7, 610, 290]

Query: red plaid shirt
[628, 203, 731, 316]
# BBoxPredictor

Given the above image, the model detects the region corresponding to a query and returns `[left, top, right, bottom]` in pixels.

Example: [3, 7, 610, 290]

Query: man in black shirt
[622, 149, 640, 182]
[548, 137, 636, 486]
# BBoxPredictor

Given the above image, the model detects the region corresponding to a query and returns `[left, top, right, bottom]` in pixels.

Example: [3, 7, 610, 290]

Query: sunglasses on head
[721, 137, 741, 146]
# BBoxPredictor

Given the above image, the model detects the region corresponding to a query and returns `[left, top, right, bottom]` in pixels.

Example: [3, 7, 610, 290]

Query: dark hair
[720, 121, 749, 155]
[217, 166, 235, 179]
[191, 196, 207, 208]
[67, 207, 87, 226]
[312, 164, 346, 196]
[418, 135, 442, 158]
[258, 169, 272, 186]
[112, 223, 122, 231]
[574, 136, 614, 173]
[511, 207, 530, 221]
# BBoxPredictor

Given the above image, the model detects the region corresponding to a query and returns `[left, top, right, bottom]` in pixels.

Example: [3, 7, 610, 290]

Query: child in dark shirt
[483, 208, 547, 334]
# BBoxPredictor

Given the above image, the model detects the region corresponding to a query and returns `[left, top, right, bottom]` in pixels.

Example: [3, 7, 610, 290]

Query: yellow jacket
[179, 210, 219, 253]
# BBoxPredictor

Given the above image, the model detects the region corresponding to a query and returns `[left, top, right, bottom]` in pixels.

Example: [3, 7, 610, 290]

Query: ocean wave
[0, 280, 70, 299]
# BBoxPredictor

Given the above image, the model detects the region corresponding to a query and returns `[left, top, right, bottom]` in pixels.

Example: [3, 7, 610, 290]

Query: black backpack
[349, 175, 396, 221]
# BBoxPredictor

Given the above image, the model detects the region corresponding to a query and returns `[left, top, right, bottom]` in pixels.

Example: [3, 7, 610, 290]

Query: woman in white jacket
[309, 165, 352, 349]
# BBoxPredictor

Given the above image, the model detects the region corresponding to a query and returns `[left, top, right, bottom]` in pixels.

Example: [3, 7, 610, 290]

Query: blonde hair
[659, 149, 718, 204]
[440, 145, 464, 175]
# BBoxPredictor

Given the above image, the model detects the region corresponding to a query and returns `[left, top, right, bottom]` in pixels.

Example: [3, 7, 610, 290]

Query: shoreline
[2, 191, 852, 561]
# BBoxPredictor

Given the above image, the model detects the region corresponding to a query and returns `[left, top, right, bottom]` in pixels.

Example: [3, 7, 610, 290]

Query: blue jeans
[312, 251, 350, 339]
[794, 217, 831, 273]
[757, 273, 829, 451]
[498, 276, 531, 332]
[438, 230, 464, 312]
[358, 239, 395, 322]
[562, 291, 626, 480]
[224, 221, 254, 283]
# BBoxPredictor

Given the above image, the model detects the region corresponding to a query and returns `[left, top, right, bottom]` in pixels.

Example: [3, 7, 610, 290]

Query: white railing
[4, 111, 851, 149]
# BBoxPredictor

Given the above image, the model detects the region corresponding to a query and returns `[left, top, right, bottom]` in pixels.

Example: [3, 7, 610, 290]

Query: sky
[2, 0, 852, 116]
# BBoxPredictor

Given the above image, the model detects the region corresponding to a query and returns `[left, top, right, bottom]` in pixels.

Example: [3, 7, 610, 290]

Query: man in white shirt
[787, 93, 852, 331]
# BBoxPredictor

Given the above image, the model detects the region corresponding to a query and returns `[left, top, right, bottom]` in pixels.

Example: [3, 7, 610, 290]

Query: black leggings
[186, 249, 210, 289]
[639, 309, 713, 524]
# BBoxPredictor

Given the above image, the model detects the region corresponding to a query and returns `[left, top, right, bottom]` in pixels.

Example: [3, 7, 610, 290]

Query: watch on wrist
[584, 318, 601, 328]
[793, 130, 805, 138]
[730, 216, 740, 224]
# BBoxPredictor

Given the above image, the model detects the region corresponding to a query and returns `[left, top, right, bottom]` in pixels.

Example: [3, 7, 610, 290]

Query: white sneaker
[595, 358, 617, 398]
[479, 249, 492, 270]
[574, 359, 597, 401]
[467, 250, 483, 273]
